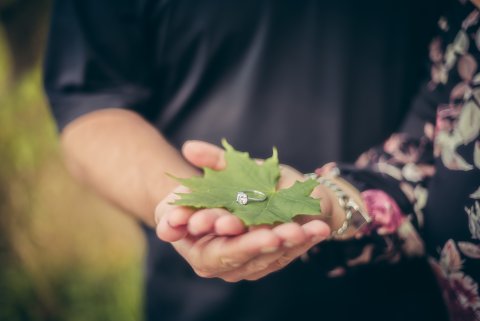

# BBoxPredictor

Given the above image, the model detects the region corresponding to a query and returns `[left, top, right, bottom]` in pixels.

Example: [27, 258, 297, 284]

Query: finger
[272, 222, 308, 248]
[156, 207, 193, 242]
[214, 214, 246, 236]
[223, 222, 319, 280]
[188, 208, 227, 236]
[315, 162, 337, 176]
[214, 223, 310, 281]
[268, 222, 329, 269]
[278, 165, 303, 189]
[182, 140, 226, 170]
[155, 186, 195, 242]
[220, 229, 321, 283]
[198, 229, 281, 272]
[239, 221, 330, 281]
[218, 249, 285, 282]
[167, 206, 195, 227]
[301, 219, 331, 239]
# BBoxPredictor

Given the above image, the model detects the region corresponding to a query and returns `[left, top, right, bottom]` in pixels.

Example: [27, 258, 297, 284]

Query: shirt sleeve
[43, 0, 152, 132]
[339, 80, 439, 231]
[314, 81, 440, 274]
[310, 2, 480, 319]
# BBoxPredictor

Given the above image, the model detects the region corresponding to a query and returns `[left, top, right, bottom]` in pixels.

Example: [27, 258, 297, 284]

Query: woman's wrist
[312, 184, 345, 232]
[309, 166, 372, 239]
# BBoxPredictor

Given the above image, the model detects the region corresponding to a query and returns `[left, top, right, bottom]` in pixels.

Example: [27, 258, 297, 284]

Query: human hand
[155, 184, 330, 281]
[176, 140, 327, 236]
[154, 141, 331, 281]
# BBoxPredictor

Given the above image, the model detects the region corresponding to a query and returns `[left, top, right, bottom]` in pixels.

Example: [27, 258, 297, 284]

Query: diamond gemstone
[236, 192, 248, 205]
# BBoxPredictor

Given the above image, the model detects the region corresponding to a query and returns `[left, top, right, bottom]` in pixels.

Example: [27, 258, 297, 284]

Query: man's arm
[60, 108, 331, 282]
[60, 108, 198, 227]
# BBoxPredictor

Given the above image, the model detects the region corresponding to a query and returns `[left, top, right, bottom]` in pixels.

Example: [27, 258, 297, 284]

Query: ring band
[236, 190, 267, 205]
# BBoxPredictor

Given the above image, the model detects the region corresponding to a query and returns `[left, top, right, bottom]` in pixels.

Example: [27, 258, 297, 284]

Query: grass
[0, 28, 145, 321]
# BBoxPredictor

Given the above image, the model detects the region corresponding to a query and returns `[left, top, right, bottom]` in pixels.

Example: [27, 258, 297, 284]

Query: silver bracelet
[306, 172, 372, 240]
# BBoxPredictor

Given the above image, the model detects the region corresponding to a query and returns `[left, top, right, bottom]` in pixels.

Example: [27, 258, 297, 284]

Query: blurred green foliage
[0, 19, 144, 321]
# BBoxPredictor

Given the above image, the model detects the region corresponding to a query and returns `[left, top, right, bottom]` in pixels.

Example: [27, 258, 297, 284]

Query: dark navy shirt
[44, 1, 450, 320]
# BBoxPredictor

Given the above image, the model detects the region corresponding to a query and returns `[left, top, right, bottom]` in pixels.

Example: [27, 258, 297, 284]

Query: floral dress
[312, 1, 480, 320]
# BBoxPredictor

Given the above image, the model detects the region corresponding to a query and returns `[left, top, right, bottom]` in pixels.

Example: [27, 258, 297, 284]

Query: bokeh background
[0, 1, 145, 320]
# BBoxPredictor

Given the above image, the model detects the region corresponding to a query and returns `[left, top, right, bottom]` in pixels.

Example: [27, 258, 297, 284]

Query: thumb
[182, 140, 227, 170]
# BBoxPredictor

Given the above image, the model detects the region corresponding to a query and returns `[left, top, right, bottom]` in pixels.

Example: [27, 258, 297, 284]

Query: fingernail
[261, 246, 278, 254]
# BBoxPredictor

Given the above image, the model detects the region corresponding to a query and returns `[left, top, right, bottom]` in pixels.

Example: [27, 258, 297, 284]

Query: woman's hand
[155, 185, 330, 282]
[158, 195, 329, 281]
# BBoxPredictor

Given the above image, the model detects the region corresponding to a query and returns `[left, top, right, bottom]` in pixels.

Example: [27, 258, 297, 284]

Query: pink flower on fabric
[429, 240, 480, 321]
[361, 190, 405, 235]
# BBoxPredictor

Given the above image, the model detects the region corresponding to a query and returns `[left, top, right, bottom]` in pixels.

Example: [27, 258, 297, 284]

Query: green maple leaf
[171, 140, 321, 226]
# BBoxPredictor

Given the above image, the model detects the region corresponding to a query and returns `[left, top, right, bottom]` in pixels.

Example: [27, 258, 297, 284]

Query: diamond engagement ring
[236, 190, 267, 205]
